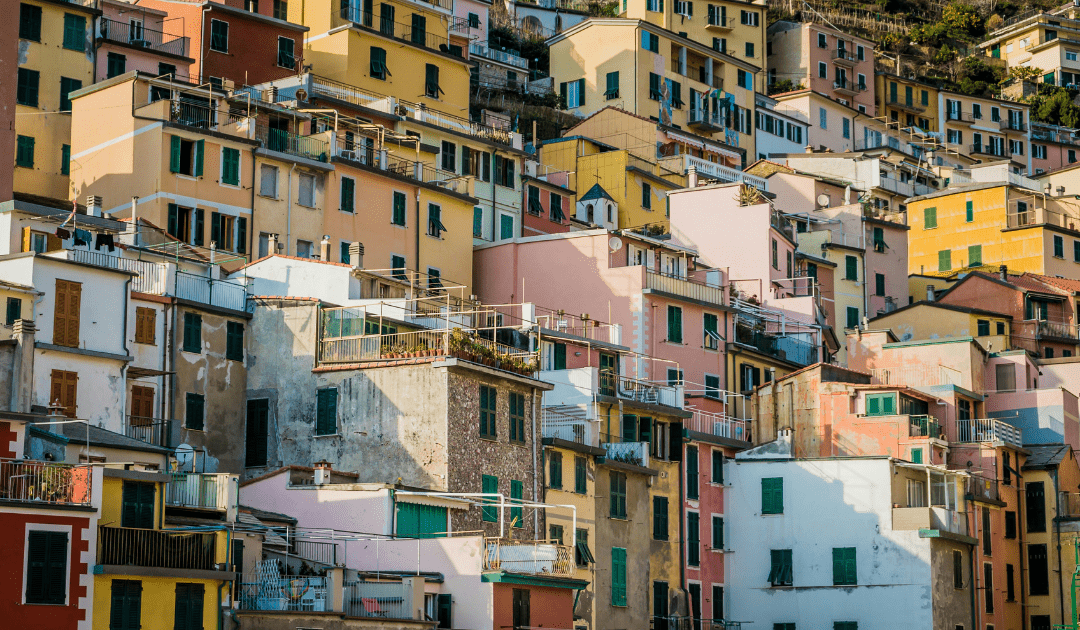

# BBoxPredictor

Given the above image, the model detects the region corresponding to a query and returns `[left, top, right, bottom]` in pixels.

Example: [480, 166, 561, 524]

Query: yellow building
[15, 0, 99, 200]
[619, 0, 767, 80]
[976, 7, 1080, 87]
[906, 182, 1080, 278]
[875, 72, 939, 133]
[548, 18, 759, 163]
[93, 468, 232, 630]
[864, 301, 1012, 351]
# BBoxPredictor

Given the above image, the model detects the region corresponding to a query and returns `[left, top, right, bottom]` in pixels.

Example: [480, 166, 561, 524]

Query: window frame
[209, 19, 230, 53]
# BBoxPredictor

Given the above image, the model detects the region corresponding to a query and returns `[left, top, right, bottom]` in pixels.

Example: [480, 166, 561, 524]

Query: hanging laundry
[55, 228, 71, 240]
[95, 233, 115, 252]
[73, 228, 91, 246]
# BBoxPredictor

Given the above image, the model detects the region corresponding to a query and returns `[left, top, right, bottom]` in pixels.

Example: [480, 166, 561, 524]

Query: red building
[522, 171, 573, 237]
[135, 0, 308, 88]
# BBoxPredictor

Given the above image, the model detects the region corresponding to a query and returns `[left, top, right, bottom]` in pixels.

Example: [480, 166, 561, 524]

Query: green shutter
[63, 14, 86, 51]
[574, 456, 586, 494]
[393, 191, 406, 225]
[170, 136, 182, 173]
[25, 530, 68, 604]
[223, 148, 239, 185]
[397, 502, 448, 538]
[845, 255, 858, 280]
[210, 211, 221, 246]
[969, 245, 982, 267]
[183, 313, 201, 352]
[554, 343, 567, 369]
[510, 479, 523, 527]
[832, 547, 857, 585]
[122, 481, 155, 529]
[847, 307, 859, 329]
[226, 322, 244, 360]
[713, 516, 724, 549]
[653, 496, 669, 540]
[549, 452, 562, 489]
[965, 200, 973, 222]
[194, 139, 205, 177]
[867, 395, 880, 415]
[938, 249, 951, 271]
[316, 388, 338, 435]
[61, 144, 71, 175]
[686, 446, 699, 499]
[341, 177, 355, 213]
[924, 207, 937, 229]
[482, 474, 498, 522]
[194, 208, 204, 244]
[611, 547, 627, 605]
[185, 393, 205, 431]
[688, 511, 700, 566]
[668, 305, 682, 342]
[883, 394, 895, 415]
[762, 477, 783, 514]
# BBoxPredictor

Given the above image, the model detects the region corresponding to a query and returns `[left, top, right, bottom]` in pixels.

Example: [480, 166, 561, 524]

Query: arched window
[608, 204, 614, 223]
[586, 204, 594, 223]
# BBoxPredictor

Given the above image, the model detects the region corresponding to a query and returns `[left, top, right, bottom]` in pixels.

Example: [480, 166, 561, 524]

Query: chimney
[267, 233, 279, 256]
[999, 264, 1008, 281]
[687, 166, 698, 188]
[805, 144, 814, 153]
[313, 460, 332, 485]
[129, 196, 140, 245]
[349, 242, 365, 269]
[926, 285, 935, 302]
[320, 235, 331, 262]
[86, 195, 103, 217]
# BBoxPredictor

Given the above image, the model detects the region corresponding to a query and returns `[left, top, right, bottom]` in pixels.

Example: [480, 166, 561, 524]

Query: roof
[234, 253, 354, 273]
[580, 183, 615, 202]
[1022, 444, 1071, 469]
[239, 504, 299, 525]
[34, 422, 172, 455]
[868, 300, 1013, 323]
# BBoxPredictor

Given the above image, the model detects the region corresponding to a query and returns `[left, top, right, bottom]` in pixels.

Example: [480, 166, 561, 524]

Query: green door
[396, 502, 448, 538]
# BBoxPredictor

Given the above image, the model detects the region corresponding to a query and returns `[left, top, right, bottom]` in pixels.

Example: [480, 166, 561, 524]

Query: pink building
[95, 0, 194, 82]
[766, 21, 876, 113]
[1031, 122, 1080, 174]
[453, 0, 489, 45]
[522, 171, 573, 236]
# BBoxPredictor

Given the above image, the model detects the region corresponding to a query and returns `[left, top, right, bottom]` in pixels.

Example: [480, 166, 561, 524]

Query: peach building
[766, 21, 875, 113]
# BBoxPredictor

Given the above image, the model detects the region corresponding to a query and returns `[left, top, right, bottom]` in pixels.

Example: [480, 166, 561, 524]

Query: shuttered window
[712, 515, 724, 549]
[182, 313, 202, 353]
[15, 135, 35, 168]
[479, 385, 497, 438]
[687, 512, 700, 566]
[481, 474, 498, 522]
[611, 547, 627, 605]
[226, 322, 244, 361]
[392, 191, 407, 226]
[396, 502, 448, 538]
[20, 4, 42, 41]
[653, 496, 669, 540]
[60, 77, 81, 112]
[924, 207, 937, 229]
[768, 549, 793, 586]
[610, 472, 627, 518]
[25, 530, 68, 604]
[370, 47, 389, 80]
[134, 307, 156, 344]
[425, 64, 442, 98]
[17, 68, 40, 107]
[1027, 481, 1046, 533]
[762, 477, 783, 514]
[121, 481, 155, 529]
[174, 583, 205, 630]
[221, 148, 240, 186]
[865, 393, 896, 416]
[574, 456, 587, 494]
[509, 392, 525, 443]
[130, 386, 154, 423]
[62, 14, 86, 51]
[510, 479, 523, 527]
[844, 255, 858, 280]
[245, 399, 269, 467]
[340, 177, 355, 213]
[6, 297, 23, 326]
[548, 451, 562, 489]
[712, 451, 724, 484]
[667, 305, 683, 343]
[110, 580, 142, 630]
[316, 388, 338, 436]
[185, 393, 205, 430]
[50, 369, 78, 418]
[686, 445, 699, 499]
[52, 279, 82, 347]
[833, 547, 857, 585]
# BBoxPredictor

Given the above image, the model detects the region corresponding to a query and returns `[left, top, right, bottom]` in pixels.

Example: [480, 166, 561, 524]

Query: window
[549, 451, 562, 489]
[1055, 235, 1065, 258]
[294, 172, 314, 207]
[610, 472, 627, 518]
[1029, 544, 1049, 595]
[818, 32, 827, 47]
[509, 392, 525, 443]
[245, 399, 269, 467]
[574, 528, 594, 567]
[468, 12, 480, 27]
[549, 192, 564, 222]
[313, 387, 338, 436]
[560, 78, 585, 108]
[874, 273, 885, 296]
[169, 136, 205, 178]
[6, 297, 22, 326]
[769, 549, 793, 586]
[575, 456, 587, 494]
[479, 385, 496, 438]
[818, 61, 827, 79]
[1005, 511, 1017, 539]
[217, 147, 240, 187]
[843, 117, 850, 139]
[642, 182, 652, 209]
[667, 305, 682, 343]
[482, 475, 498, 521]
[843, 255, 858, 281]
[686, 445, 699, 499]
[611, 547, 627, 605]
[745, 42, 754, 57]
[921, 205, 938, 229]
[705, 374, 721, 401]
[969, 244, 982, 267]
[641, 31, 659, 53]
[61, 144, 70, 175]
[274, 0, 288, 19]
[762, 477, 783, 514]
[982, 507, 992, 557]
[258, 164, 278, 198]
[846, 306, 860, 330]
[428, 203, 446, 237]
[819, 107, 827, 129]
[392, 191, 406, 226]
[25, 530, 68, 605]
[1072, 149, 1078, 164]
[339, 176, 356, 213]
[712, 450, 724, 484]
[953, 549, 964, 588]
[1034, 144, 1047, 159]
[210, 19, 229, 52]
[865, 393, 896, 416]
[740, 9, 759, 25]
[427, 267, 441, 290]
[938, 249, 951, 272]
[174, 583, 204, 630]
[1007, 564, 1015, 601]
[510, 479, 524, 527]
[277, 37, 295, 69]
[182, 313, 202, 353]
[63, 13, 86, 50]
[833, 547, 857, 585]
[185, 393, 205, 430]
[15, 135, 34, 168]
[425, 64, 442, 99]
[122, 481, 155, 528]
[473, 207, 483, 238]
[19, 3, 42, 41]
[604, 71, 619, 99]
[500, 214, 514, 240]
[977, 319, 990, 337]
[653, 496, 669, 539]
[17, 68, 39, 107]
[110, 580, 142, 630]
[441, 141, 456, 172]
[1027, 481, 1046, 533]
[834, 624, 857, 630]
[106, 52, 126, 79]
[494, 155, 515, 188]
[370, 47, 389, 80]
[59, 77, 81, 112]
[687, 512, 700, 566]
[296, 240, 313, 258]
[703, 313, 719, 350]
[53, 279, 82, 348]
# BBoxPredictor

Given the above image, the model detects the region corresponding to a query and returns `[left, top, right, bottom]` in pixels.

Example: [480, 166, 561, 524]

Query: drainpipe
[1056, 468, 1065, 626]
[415, 188, 421, 273]
[970, 542, 978, 630]
[121, 275, 132, 433]
[248, 148, 257, 260]
[1019, 468, 1028, 630]
[533, 391, 540, 537]
[286, 164, 296, 255]
[679, 438, 686, 598]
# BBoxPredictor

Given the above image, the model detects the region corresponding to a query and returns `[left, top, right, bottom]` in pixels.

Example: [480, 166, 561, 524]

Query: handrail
[254, 124, 329, 163]
[0, 459, 93, 505]
[339, 7, 450, 53]
[99, 17, 189, 57]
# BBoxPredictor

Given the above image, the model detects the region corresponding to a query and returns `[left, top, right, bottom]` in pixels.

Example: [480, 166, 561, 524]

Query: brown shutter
[50, 370, 78, 418]
[53, 280, 69, 346]
[22, 227, 32, 252]
[130, 386, 154, 425]
[66, 282, 81, 347]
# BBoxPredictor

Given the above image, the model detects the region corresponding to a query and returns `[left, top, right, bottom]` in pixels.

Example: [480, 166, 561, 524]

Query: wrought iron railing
[602, 440, 650, 468]
[0, 459, 92, 505]
[166, 473, 231, 510]
[482, 538, 575, 577]
[344, 580, 410, 618]
[99, 17, 188, 57]
[733, 322, 816, 366]
[339, 7, 450, 52]
[255, 125, 329, 162]
[126, 416, 173, 447]
[174, 271, 249, 311]
[955, 418, 1022, 446]
[98, 526, 218, 570]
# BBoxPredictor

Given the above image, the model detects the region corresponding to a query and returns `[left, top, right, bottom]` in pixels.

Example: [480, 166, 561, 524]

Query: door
[130, 386, 155, 426]
[50, 370, 78, 418]
[512, 588, 530, 630]
[245, 399, 269, 467]
[53, 279, 82, 347]
[688, 582, 702, 630]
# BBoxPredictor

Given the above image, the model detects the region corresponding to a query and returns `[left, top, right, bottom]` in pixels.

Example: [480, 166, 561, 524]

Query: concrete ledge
[0, 499, 97, 512]
[917, 528, 978, 546]
[94, 565, 235, 581]
[35, 342, 133, 363]
[541, 437, 606, 457]
[684, 428, 751, 449]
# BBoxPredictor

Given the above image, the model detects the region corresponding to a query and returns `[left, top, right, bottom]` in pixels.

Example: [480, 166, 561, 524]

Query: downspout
[1056, 468, 1065, 626]
[169, 295, 179, 432]
[533, 390, 540, 537]
[199, 6, 211, 84]
[679, 437, 686, 597]
[415, 188, 422, 272]
[248, 148, 257, 260]
[970, 541, 978, 630]
[218, 527, 232, 630]
[286, 163, 296, 255]
[1019, 469, 1028, 630]
[121, 276, 132, 434]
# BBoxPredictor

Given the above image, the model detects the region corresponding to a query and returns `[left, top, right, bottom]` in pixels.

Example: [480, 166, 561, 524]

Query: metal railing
[469, 43, 530, 70]
[98, 526, 218, 570]
[293, 540, 338, 566]
[239, 576, 329, 612]
[99, 17, 188, 57]
[67, 249, 167, 294]
[688, 107, 723, 128]
[733, 322, 817, 366]
[344, 580, 410, 618]
[908, 415, 943, 439]
[969, 143, 1011, 158]
[448, 16, 470, 36]
[320, 329, 448, 363]
[126, 416, 173, 447]
[174, 271, 249, 311]
[1059, 492, 1080, 518]
[598, 371, 682, 408]
[832, 49, 859, 63]
[602, 440, 650, 468]
[339, 7, 449, 52]
[1017, 318, 1080, 340]
[685, 407, 749, 442]
[255, 125, 329, 163]
[384, 154, 471, 195]
[955, 418, 1022, 446]
[541, 407, 599, 447]
[870, 365, 962, 387]
[967, 476, 1000, 503]
[396, 99, 514, 146]
[311, 75, 393, 112]
[166, 473, 231, 510]
[886, 97, 926, 113]
[1006, 207, 1080, 230]
[0, 459, 92, 505]
[947, 111, 977, 124]
[644, 271, 726, 307]
[676, 155, 768, 191]
[832, 79, 866, 93]
[483, 538, 575, 577]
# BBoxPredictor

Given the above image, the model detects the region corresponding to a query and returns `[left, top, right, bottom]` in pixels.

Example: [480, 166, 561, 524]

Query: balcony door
[130, 385, 155, 427]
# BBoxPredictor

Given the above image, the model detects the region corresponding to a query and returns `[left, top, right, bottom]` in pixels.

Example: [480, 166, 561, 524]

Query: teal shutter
[965, 200, 973, 222]
[867, 395, 880, 415]
[111, 580, 143, 630]
[882, 394, 895, 415]
[668, 305, 682, 342]
[316, 388, 338, 435]
[185, 393, 204, 430]
[170, 136, 182, 173]
[341, 178, 355, 213]
[554, 343, 567, 369]
[222, 148, 239, 185]
[183, 313, 202, 352]
[194, 139, 205, 177]
[653, 496, 668, 540]
[473, 206, 483, 237]
[510, 479, 523, 527]
[210, 211, 221, 245]
[833, 547, 857, 585]
[397, 502, 448, 538]
[549, 452, 562, 489]
[762, 477, 783, 514]
[574, 456, 586, 494]
[688, 511, 700, 565]
[226, 322, 244, 360]
[393, 191, 406, 225]
[437, 593, 452, 628]
[845, 255, 857, 280]
[686, 445, 699, 499]
[611, 547, 627, 605]
[194, 208, 205, 245]
[63, 14, 86, 51]
[482, 474, 498, 522]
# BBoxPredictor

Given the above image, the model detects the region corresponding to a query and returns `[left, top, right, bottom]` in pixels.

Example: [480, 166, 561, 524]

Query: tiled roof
[580, 183, 615, 202]
[235, 253, 353, 272]
[1023, 444, 1070, 469]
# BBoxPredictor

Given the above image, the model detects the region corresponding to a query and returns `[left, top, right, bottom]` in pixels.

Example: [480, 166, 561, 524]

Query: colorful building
[766, 21, 876, 113]
[976, 5, 1080, 87]
[1031, 121, 1080, 174]
[95, 0, 195, 83]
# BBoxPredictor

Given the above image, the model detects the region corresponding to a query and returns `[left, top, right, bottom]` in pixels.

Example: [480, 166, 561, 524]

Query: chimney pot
[313, 460, 332, 485]
[267, 233, 279, 256]
[926, 285, 935, 302]
[86, 195, 103, 217]
[349, 242, 365, 269]
[999, 264, 1008, 281]
[320, 235, 331, 262]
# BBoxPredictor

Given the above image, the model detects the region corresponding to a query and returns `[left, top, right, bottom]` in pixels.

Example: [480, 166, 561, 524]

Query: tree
[1005, 65, 1045, 84]
[1028, 89, 1080, 127]
[941, 2, 984, 36]
[767, 79, 800, 95]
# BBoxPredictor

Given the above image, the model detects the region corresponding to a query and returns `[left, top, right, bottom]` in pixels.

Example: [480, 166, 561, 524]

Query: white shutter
[260, 164, 277, 198]
[299, 173, 315, 207]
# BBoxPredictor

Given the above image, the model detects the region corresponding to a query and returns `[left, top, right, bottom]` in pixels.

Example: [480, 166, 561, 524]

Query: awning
[127, 367, 174, 379]
[664, 130, 740, 162]
[395, 492, 472, 510]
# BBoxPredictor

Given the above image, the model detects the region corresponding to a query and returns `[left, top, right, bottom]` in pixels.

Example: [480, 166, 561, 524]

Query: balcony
[239, 575, 329, 612]
[1005, 120, 1028, 132]
[664, 154, 768, 191]
[1015, 318, 1080, 342]
[832, 49, 859, 65]
[1006, 206, 1080, 231]
[166, 473, 233, 511]
[448, 16, 470, 37]
[125, 415, 173, 448]
[469, 43, 530, 70]
[0, 459, 92, 506]
[887, 97, 926, 114]
[955, 418, 1022, 446]
[947, 111, 977, 125]
[870, 365, 962, 388]
[175, 271, 249, 312]
[99, 18, 189, 58]
[645, 271, 726, 308]
[908, 415, 944, 439]
[688, 107, 724, 132]
[541, 407, 599, 448]
[969, 143, 1011, 159]
[705, 15, 732, 30]
[345, 581, 413, 617]
[832, 79, 865, 96]
[339, 7, 451, 53]
[966, 476, 1000, 503]
[892, 506, 968, 536]
[685, 407, 750, 443]
[602, 439, 651, 468]
[733, 321, 817, 366]
[598, 371, 683, 409]
[483, 538, 575, 577]
[65, 249, 167, 294]
[98, 526, 221, 571]
[876, 177, 932, 198]
[254, 125, 329, 163]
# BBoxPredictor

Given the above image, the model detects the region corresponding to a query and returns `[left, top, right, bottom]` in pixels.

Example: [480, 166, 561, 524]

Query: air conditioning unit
[525, 161, 538, 177]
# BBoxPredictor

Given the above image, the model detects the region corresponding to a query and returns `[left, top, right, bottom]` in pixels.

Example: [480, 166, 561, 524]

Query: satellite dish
[609, 237, 623, 251]
[817, 193, 831, 208]
[174, 444, 195, 472]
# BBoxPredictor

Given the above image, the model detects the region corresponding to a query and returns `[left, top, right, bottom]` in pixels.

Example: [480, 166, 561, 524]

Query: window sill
[175, 174, 198, 181]
[181, 349, 202, 355]
[761, 513, 783, 517]
[608, 516, 629, 521]
[510, 440, 528, 447]
[183, 427, 205, 433]
[314, 433, 341, 438]
[479, 435, 498, 442]
[258, 194, 279, 201]
[391, 222, 407, 229]
[210, 48, 229, 54]
[297, 203, 316, 210]
[339, 209, 354, 214]
[426, 234, 444, 240]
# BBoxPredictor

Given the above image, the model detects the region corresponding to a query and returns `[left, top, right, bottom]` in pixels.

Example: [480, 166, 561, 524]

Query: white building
[754, 93, 810, 160]
[725, 433, 975, 629]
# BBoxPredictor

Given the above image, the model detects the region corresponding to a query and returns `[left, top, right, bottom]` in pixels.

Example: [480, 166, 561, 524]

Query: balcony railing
[0, 459, 92, 505]
[98, 526, 218, 570]
[887, 97, 926, 114]
[483, 538, 575, 577]
[969, 143, 1011, 158]
[166, 99, 244, 131]
[174, 271, 249, 311]
[1006, 207, 1080, 231]
[598, 371, 683, 408]
[255, 125, 329, 163]
[832, 49, 859, 64]
[1060, 492, 1080, 518]
[677, 155, 768, 191]
[339, 7, 450, 53]
[469, 43, 530, 70]
[870, 365, 961, 387]
[99, 17, 189, 57]
[733, 322, 817, 366]
[1017, 318, 1080, 341]
[685, 407, 749, 443]
[645, 271, 726, 307]
[688, 107, 723, 130]
[126, 416, 173, 447]
[396, 99, 515, 146]
[541, 407, 599, 447]
[448, 16, 470, 37]
[64, 249, 166, 294]
[166, 473, 231, 511]
[344, 581, 411, 618]
[832, 79, 866, 94]
[892, 506, 968, 536]
[947, 111, 977, 124]
[240, 576, 328, 612]
[385, 154, 472, 195]
[955, 418, 1022, 446]
[908, 415, 943, 439]
[967, 476, 1000, 503]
